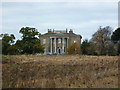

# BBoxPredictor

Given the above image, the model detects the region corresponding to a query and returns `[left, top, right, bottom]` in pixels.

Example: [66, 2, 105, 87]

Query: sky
[1, 0, 119, 41]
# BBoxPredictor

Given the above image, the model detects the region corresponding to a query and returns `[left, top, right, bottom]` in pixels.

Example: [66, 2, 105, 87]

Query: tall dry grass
[2, 55, 118, 88]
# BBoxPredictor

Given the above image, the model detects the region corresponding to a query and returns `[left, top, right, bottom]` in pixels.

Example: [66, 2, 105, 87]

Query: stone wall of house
[40, 29, 82, 54]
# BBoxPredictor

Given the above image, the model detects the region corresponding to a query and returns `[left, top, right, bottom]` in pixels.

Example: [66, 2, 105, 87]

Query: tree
[17, 27, 44, 54]
[0, 39, 2, 54]
[68, 42, 82, 55]
[87, 42, 96, 55]
[81, 39, 90, 55]
[111, 27, 120, 42]
[33, 44, 44, 53]
[0, 34, 16, 55]
[7, 44, 19, 55]
[111, 27, 120, 54]
[15, 40, 24, 54]
[91, 26, 112, 55]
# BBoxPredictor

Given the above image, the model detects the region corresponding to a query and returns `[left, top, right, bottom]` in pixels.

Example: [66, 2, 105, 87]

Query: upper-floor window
[58, 38, 61, 44]
[43, 39, 46, 44]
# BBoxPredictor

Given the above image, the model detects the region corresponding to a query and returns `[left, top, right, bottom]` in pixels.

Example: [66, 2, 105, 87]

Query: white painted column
[50, 38, 52, 53]
[62, 38, 64, 53]
[67, 37, 69, 52]
[66, 38, 68, 48]
[54, 37, 56, 53]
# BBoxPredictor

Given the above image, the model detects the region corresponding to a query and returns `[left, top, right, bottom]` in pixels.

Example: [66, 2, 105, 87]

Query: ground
[2, 55, 119, 88]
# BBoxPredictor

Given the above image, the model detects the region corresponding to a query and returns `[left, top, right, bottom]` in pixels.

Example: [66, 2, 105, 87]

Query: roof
[43, 32, 76, 36]
[41, 32, 82, 38]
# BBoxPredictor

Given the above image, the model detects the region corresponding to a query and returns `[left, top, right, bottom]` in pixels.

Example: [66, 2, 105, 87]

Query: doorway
[57, 47, 61, 54]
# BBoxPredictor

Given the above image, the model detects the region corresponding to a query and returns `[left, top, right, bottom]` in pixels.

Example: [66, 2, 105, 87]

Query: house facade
[40, 29, 82, 54]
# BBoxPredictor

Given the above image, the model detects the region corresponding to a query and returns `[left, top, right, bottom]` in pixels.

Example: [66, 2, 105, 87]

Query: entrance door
[57, 47, 61, 54]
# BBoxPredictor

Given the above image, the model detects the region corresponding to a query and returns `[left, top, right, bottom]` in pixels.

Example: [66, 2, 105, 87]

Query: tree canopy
[0, 34, 16, 55]
[81, 39, 90, 55]
[1, 26, 120, 56]
[68, 42, 82, 55]
[111, 27, 120, 54]
[1, 27, 44, 55]
[16, 27, 44, 54]
[111, 27, 120, 43]
[91, 26, 112, 55]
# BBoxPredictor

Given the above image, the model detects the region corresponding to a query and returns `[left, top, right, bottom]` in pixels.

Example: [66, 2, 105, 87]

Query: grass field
[2, 55, 119, 88]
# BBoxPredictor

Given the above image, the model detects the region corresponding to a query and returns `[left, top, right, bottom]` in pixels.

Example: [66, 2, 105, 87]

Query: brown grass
[2, 55, 119, 88]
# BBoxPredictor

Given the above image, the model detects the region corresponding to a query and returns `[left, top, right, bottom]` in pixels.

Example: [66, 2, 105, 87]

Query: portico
[50, 37, 69, 54]
[40, 29, 82, 54]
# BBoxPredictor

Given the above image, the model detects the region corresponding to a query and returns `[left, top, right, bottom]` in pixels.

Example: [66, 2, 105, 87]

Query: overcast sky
[1, 0, 119, 41]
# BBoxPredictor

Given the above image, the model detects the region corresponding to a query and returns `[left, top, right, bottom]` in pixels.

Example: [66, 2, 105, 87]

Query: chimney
[69, 29, 73, 34]
[53, 29, 54, 33]
[66, 28, 68, 33]
[48, 29, 52, 33]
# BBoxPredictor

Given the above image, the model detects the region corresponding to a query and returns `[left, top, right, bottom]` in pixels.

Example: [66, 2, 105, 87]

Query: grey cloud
[1, 2, 118, 41]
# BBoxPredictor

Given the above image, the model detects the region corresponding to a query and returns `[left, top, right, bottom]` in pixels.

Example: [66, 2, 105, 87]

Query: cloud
[1, 1, 118, 41]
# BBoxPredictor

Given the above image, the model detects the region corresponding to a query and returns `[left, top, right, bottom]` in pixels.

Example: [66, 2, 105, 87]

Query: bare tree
[91, 26, 112, 55]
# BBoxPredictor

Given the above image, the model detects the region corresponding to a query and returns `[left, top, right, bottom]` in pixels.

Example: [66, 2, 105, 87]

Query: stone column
[50, 38, 52, 53]
[67, 37, 69, 51]
[54, 37, 56, 53]
[62, 38, 64, 53]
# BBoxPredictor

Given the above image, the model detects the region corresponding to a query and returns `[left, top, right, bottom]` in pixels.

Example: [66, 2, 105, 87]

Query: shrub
[68, 42, 82, 55]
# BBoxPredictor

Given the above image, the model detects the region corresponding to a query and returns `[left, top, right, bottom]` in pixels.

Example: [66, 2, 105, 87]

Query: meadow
[2, 55, 119, 88]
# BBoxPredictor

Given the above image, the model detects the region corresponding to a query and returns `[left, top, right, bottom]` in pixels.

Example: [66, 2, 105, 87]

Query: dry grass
[2, 55, 119, 88]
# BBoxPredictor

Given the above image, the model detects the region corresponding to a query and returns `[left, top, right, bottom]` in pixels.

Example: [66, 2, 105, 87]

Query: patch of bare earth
[2, 55, 118, 88]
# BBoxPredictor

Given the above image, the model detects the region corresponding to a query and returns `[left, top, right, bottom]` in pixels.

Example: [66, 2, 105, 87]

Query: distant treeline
[0, 26, 120, 55]
[1, 27, 44, 55]
[81, 26, 120, 56]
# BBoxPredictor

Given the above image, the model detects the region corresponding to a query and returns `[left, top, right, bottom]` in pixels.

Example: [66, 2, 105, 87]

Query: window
[43, 39, 46, 44]
[58, 38, 61, 44]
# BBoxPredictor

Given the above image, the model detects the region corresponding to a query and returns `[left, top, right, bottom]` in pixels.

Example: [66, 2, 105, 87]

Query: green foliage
[1, 34, 15, 44]
[68, 42, 82, 55]
[108, 52, 118, 56]
[33, 44, 44, 54]
[2, 55, 13, 59]
[111, 27, 120, 42]
[1, 27, 44, 55]
[93, 51, 99, 56]
[19, 27, 40, 43]
[0, 39, 2, 54]
[1, 34, 16, 55]
[81, 39, 90, 55]
[17, 27, 44, 54]
[7, 45, 19, 55]
[87, 42, 96, 55]
[111, 27, 120, 54]
[118, 44, 120, 54]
